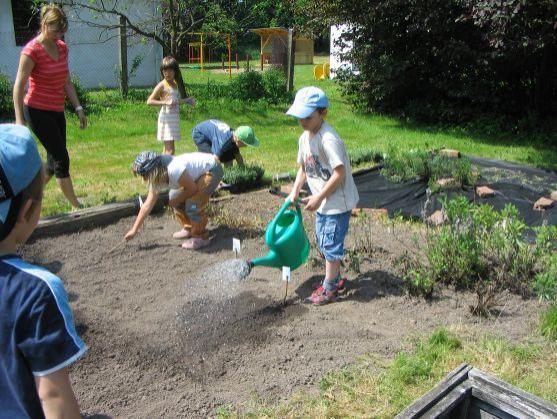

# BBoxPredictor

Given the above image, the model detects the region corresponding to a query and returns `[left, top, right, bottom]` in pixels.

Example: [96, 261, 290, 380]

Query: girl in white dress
[147, 56, 195, 155]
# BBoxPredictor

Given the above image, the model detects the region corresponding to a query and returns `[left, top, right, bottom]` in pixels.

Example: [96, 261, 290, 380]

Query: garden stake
[282, 278, 288, 305]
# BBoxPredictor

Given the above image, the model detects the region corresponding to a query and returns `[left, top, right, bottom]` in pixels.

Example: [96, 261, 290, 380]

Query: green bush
[65, 74, 88, 112]
[316, 1, 556, 123]
[381, 149, 431, 183]
[223, 164, 265, 193]
[262, 68, 292, 104]
[539, 305, 557, 341]
[400, 196, 557, 315]
[349, 147, 384, 167]
[0, 72, 13, 121]
[228, 71, 265, 102]
[381, 149, 479, 189]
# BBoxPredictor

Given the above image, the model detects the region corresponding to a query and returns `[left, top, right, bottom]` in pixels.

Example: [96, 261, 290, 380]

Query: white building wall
[0, 0, 162, 89]
[330, 24, 356, 79]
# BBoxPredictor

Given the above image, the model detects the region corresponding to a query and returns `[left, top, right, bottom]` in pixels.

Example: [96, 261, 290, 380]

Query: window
[11, 0, 40, 46]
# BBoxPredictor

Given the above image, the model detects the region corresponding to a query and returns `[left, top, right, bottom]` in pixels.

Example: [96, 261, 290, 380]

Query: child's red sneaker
[308, 288, 339, 306]
[311, 277, 347, 297]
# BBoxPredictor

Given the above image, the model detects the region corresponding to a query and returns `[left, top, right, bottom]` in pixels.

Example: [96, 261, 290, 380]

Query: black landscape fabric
[352, 156, 557, 228]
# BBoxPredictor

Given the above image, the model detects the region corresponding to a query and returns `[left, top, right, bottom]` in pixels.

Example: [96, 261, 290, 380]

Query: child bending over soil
[285, 87, 360, 305]
[125, 151, 223, 250]
[0, 124, 87, 417]
[191, 119, 260, 167]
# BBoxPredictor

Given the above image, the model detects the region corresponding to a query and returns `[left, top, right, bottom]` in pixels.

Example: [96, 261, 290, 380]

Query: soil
[22, 189, 543, 418]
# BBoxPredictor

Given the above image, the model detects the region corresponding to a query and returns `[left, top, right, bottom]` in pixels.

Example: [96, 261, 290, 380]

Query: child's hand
[124, 229, 137, 241]
[166, 98, 178, 107]
[304, 195, 322, 212]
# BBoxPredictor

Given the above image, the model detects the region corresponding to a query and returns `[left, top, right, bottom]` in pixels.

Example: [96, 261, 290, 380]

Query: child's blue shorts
[315, 211, 351, 262]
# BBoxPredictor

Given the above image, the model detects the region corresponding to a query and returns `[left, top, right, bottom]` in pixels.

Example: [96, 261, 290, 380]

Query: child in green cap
[191, 119, 260, 167]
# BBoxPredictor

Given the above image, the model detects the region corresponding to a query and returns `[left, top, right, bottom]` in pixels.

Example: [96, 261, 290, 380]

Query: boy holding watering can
[285, 87, 359, 305]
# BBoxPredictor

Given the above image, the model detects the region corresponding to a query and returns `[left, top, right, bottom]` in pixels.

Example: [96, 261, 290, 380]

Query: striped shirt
[22, 37, 69, 112]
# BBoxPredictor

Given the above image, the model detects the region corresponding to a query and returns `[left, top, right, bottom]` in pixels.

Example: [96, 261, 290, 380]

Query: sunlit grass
[40, 62, 557, 215]
[222, 327, 557, 418]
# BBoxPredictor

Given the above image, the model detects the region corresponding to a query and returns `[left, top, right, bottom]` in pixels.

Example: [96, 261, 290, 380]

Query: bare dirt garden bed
[22, 189, 542, 418]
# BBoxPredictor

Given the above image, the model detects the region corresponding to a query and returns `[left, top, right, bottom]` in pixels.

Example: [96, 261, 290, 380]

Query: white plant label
[232, 238, 241, 254]
[138, 195, 143, 208]
[282, 266, 291, 282]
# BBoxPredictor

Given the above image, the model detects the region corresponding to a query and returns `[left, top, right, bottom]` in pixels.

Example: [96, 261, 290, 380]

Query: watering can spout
[249, 251, 282, 269]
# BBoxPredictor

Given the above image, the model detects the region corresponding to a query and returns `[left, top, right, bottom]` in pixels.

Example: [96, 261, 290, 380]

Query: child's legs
[315, 211, 351, 286]
[163, 140, 175, 155]
[185, 164, 223, 238]
[169, 188, 192, 230]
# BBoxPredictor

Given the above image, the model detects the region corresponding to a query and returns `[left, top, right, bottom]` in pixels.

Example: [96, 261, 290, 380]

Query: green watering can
[249, 199, 310, 271]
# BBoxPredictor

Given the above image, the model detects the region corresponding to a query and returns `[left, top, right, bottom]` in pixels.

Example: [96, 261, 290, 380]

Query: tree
[50, 0, 225, 97]
[299, 0, 557, 123]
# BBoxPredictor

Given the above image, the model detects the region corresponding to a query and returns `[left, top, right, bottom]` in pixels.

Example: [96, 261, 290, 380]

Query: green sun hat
[235, 126, 260, 147]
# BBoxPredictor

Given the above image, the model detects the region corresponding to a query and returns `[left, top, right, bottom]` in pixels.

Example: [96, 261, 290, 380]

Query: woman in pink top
[13, 4, 87, 211]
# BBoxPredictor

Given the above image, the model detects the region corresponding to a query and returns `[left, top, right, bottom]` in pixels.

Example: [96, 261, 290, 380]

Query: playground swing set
[186, 32, 233, 76]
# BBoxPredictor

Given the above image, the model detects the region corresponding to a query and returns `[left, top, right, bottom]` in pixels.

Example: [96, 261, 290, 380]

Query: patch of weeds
[399, 196, 557, 315]
[349, 147, 384, 167]
[208, 203, 264, 237]
[345, 211, 380, 273]
[223, 164, 265, 193]
[539, 305, 557, 341]
[381, 148, 431, 183]
[381, 148, 479, 190]
[214, 404, 236, 418]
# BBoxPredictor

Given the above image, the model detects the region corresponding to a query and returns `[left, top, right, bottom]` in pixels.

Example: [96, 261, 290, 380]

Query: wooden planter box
[397, 363, 557, 418]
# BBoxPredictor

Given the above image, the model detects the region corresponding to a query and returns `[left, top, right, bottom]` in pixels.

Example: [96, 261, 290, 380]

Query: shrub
[228, 71, 265, 102]
[65, 74, 88, 112]
[0, 72, 13, 121]
[400, 196, 556, 315]
[539, 305, 557, 341]
[381, 149, 479, 189]
[349, 147, 384, 167]
[262, 68, 292, 104]
[222, 164, 265, 193]
[381, 149, 431, 183]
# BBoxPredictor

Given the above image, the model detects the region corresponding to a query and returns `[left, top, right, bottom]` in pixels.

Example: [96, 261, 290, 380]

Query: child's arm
[304, 165, 345, 212]
[35, 368, 81, 419]
[234, 151, 244, 167]
[287, 165, 307, 203]
[147, 82, 171, 106]
[180, 96, 196, 106]
[125, 188, 159, 240]
[168, 171, 198, 206]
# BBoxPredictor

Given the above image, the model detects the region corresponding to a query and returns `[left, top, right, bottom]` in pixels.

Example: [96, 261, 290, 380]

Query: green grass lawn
[43, 61, 557, 215]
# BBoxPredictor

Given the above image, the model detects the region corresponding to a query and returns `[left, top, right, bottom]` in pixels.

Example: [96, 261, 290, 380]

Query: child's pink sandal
[181, 237, 211, 250]
[172, 228, 191, 239]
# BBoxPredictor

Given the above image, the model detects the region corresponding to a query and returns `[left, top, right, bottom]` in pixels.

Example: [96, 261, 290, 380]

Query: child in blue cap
[285, 87, 359, 305]
[0, 124, 87, 417]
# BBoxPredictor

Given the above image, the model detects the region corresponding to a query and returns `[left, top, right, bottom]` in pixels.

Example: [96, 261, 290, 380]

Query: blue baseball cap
[0, 124, 42, 238]
[286, 86, 329, 119]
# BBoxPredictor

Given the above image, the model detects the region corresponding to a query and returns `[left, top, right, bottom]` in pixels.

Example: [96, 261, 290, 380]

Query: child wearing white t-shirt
[286, 87, 359, 305]
[124, 151, 223, 250]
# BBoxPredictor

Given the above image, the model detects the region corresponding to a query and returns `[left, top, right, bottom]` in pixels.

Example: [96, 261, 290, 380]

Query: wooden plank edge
[469, 368, 557, 418]
[395, 363, 472, 418]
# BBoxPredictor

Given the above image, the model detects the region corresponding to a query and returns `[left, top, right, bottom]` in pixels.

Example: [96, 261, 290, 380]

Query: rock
[439, 148, 461, 158]
[476, 186, 495, 198]
[435, 178, 457, 188]
[534, 197, 554, 210]
[428, 210, 446, 226]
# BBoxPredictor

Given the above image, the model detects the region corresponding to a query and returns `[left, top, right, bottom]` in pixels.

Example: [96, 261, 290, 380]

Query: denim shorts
[315, 211, 351, 261]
